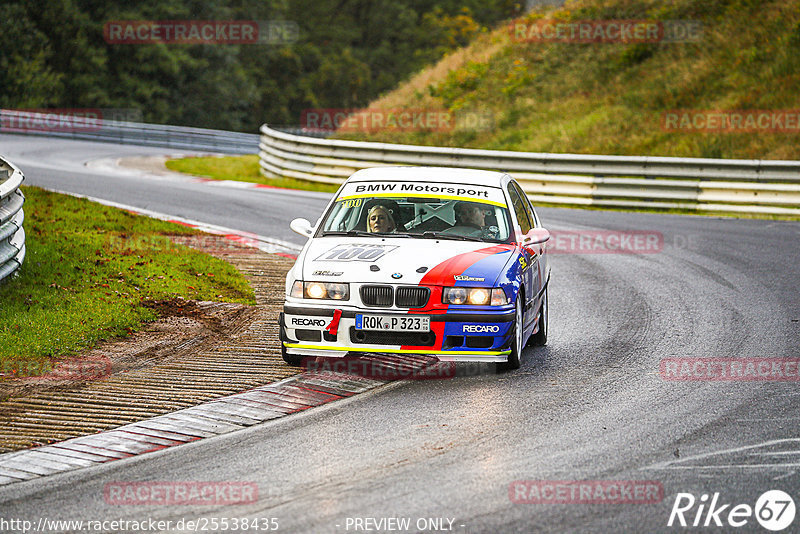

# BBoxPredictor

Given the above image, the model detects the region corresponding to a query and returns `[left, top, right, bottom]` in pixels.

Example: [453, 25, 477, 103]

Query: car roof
[345, 166, 509, 187]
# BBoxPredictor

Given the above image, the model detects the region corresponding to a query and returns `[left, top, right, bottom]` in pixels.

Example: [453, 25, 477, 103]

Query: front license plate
[356, 314, 430, 332]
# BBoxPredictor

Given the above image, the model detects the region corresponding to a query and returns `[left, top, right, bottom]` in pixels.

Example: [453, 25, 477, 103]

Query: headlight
[295, 281, 350, 300]
[444, 287, 468, 305]
[443, 287, 508, 306]
[469, 288, 491, 305]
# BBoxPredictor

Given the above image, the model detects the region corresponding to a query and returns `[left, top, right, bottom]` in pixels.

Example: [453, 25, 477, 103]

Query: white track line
[45, 188, 302, 257]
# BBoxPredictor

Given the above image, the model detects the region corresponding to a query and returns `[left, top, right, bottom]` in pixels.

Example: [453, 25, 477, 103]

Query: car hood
[299, 236, 517, 286]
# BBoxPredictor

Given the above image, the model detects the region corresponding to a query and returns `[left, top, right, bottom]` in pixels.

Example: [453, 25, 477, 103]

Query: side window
[511, 181, 539, 227]
[506, 183, 532, 234]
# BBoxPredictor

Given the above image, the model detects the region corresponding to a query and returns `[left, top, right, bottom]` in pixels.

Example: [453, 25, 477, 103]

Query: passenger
[366, 205, 396, 233]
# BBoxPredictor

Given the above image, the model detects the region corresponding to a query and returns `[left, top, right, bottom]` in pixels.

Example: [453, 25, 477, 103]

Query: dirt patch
[0, 297, 257, 404]
[116, 155, 200, 178]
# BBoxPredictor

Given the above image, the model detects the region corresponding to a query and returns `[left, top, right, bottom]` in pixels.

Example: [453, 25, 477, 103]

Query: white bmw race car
[279, 167, 551, 370]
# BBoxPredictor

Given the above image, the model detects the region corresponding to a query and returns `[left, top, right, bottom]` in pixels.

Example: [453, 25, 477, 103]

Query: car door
[505, 181, 535, 323]
[512, 180, 546, 311]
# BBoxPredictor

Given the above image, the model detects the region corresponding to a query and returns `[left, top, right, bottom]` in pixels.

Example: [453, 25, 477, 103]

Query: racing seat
[355, 199, 407, 232]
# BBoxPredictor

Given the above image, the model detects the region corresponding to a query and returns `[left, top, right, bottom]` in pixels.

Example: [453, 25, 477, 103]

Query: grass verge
[0, 186, 255, 376]
[343, 0, 800, 160]
[165, 154, 339, 193]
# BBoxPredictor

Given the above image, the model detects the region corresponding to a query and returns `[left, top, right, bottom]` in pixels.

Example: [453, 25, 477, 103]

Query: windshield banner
[336, 181, 507, 207]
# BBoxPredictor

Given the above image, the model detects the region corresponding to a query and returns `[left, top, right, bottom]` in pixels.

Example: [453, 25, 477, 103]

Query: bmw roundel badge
[391, 273, 403, 279]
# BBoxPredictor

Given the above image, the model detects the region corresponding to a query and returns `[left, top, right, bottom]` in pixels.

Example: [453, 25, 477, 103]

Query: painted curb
[0, 356, 442, 486]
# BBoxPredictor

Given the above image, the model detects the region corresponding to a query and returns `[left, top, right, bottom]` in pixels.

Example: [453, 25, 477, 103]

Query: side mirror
[522, 228, 551, 246]
[290, 218, 314, 238]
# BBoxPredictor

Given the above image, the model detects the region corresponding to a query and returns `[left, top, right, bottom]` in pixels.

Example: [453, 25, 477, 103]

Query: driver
[366, 205, 397, 233]
[454, 201, 486, 229]
[441, 201, 490, 236]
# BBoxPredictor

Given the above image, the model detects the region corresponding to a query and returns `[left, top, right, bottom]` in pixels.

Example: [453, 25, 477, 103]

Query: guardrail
[259, 125, 800, 216]
[0, 156, 25, 284]
[0, 109, 258, 154]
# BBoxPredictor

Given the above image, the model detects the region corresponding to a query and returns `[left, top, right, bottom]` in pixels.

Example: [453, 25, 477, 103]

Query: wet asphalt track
[1, 134, 800, 533]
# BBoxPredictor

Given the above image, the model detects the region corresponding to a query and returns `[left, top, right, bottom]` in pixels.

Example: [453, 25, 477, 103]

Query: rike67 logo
[668, 490, 795, 531]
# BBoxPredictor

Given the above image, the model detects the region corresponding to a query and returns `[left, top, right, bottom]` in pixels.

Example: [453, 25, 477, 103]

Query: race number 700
[317, 244, 397, 262]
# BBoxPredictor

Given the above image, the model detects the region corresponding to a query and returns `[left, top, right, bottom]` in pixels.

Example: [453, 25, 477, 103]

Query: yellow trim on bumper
[283, 342, 511, 356]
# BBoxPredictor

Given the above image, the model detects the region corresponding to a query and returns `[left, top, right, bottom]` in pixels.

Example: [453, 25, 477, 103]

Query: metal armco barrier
[0, 156, 25, 284]
[259, 124, 800, 216]
[0, 110, 258, 154]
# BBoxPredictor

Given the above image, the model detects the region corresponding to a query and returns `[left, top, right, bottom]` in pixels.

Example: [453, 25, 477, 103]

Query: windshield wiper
[413, 231, 486, 242]
[323, 230, 371, 237]
[321, 230, 409, 238]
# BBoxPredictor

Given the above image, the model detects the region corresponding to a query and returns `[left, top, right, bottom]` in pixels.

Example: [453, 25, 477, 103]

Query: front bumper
[280, 304, 515, 362]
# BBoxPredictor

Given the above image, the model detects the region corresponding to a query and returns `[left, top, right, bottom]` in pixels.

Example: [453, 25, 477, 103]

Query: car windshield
[319, 193, 513, 243]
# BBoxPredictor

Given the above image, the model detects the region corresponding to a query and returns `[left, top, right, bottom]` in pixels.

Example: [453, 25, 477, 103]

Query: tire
[281, 343, 303, 367]
[499, 296, 524, 371]
[530, 286, 548, 346]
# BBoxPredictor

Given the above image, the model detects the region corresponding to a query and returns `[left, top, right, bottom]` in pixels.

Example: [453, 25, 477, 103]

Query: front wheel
[530, 286, 548, 346]
[499, 297, 524, 371]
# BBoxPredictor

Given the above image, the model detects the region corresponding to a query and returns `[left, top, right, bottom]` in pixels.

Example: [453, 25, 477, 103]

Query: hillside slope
[340, 0, 800, 160]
